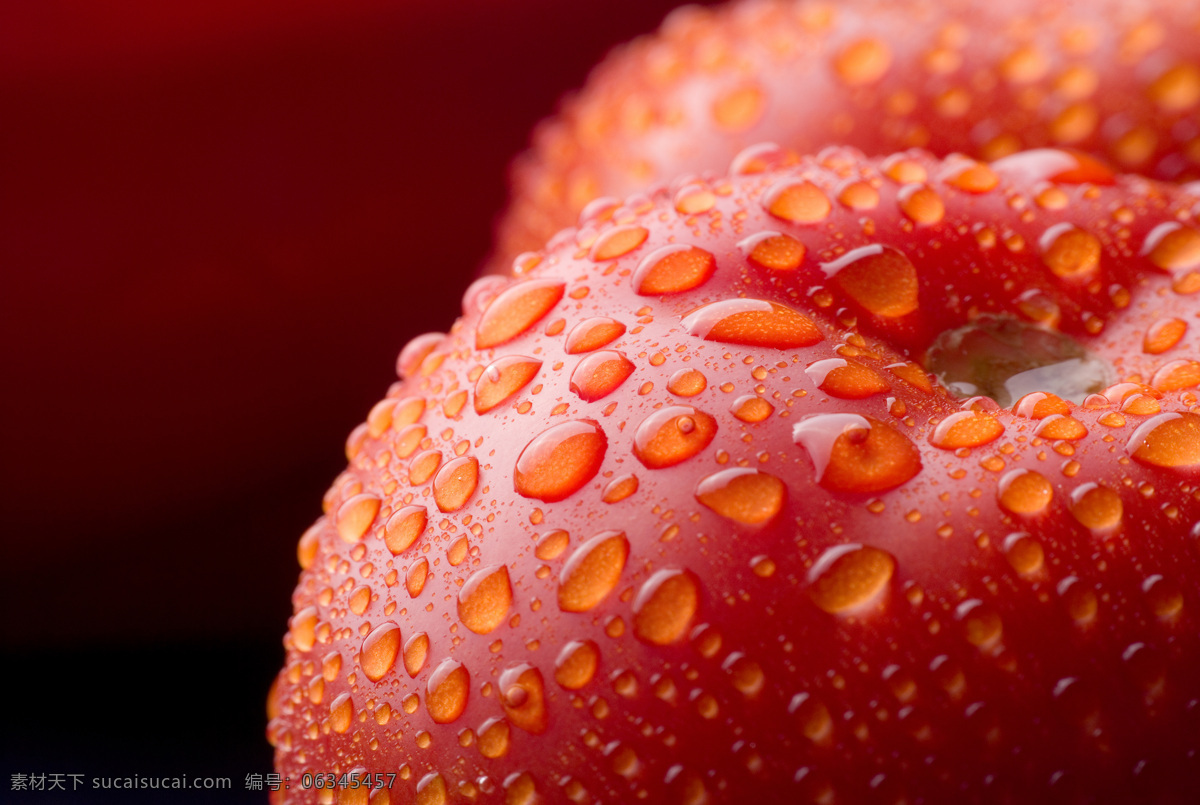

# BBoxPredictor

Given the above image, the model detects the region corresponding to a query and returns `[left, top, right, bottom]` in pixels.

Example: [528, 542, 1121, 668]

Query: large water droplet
[763, 179, 831, 223]
[808, 544, 895, 614]
[570, 351, 636, 401]
[668, 368, 708, 397]
[740, 231, 805, 271]
[500, 664, 548, 734]
[834, 38, 891, 85]
[415, 773, 448, 805]
[426, 658, 470, 724]
[478, 717, 511, 759]
[336, 493, 381, 543]
[290, 606, 318, 652]
[632, 569, 700, 645]
[591, 225, 649, 261]
[384, 506, 428, 555]
[633, 245, 717, 295]
[1040, 223, 1101, 281]
[793, 414, 921, 493]
[476, 279, 565, 349]
[682, 299, 822, 349]
[695, 469, 785, 525]
[433, 456, 479, 513]
[805, 358, 890, 399]
[554, 640, 600, 690]
[1128, 412, 1200, 467]
[515, 420, 607, 502]
[565, 317, 626, 354]
[929, 410, 1004, 449]
[397, 332, 445, 379]
[458, 565, 513, 634]
[633, 406, 717, 468]
[821, 245, 919, 317]
[1142, 223, 1200, 272]
[997, 469, 1054, 515]
[329, 692, 353, 734]
[403, 632, 429, 677]
[475, 356, 542, 414]
[1070, 483, 1124, 532]
[360, 622, 402, 682]
[558, 531, 629, 612]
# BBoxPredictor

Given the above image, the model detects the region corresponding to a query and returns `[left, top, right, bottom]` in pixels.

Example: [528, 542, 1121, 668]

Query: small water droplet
[695, 469, 785, 524]
[682, 299, 822, 349]
[559, 531, 629, 612]
[991, 148, 1116, 185]
[1143, 575, 1184, 619]
[515, 420, 608, 502]
[458, 565, 513, 635]
[476, 279, 565, 349]
[739, 231, 805, 271]
[633, 245, 717, 295]
[1040, 223, 1101, 281]
[570, 351, 636, 401]
[821, 245, 919, 317]
[290, 606, 318, 652]
[565, 317, 626, 354]
[360, 622, 402, 682]
[554, 640, 600, 690]
[397, 332, 446, 379]
[633, 406, 718, 469]
[763, 179, 831, 224]
[415, 773, 448, 805]
[668, 368, 708, 397]
[793, 414, 922, 493]
[898, 184, 945, 225]
[1003, 532, 1045, 576]
[722, 653, 765, 697]
[329, 692, 353, 734]
[1143, 318, 1187, 354]
[591, 225, 649, 261]
[956, 599, 1003, 648]
[731, 395, 774, 423]
[406, 557, 429, 598]
[789, 692, 833, 743]
[632, 569, 700, 645]
[808, 544, 895, 614]
[409, 449, 442, 485]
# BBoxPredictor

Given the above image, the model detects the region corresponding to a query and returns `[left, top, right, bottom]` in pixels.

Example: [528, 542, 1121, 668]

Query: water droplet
[500, 664, 548, 734]
[475, 356, 542, 414]
[349, 584, 371, 616]
[395, 423, 427, 459]
[897, 184, 945, 225]
[739, 231, 805, 271]
[632, 569, 699, 645]
[297, 522, 322, 569]
[957, 599, 1003, 648]
[821, 245, 919, 317]
[384, 506, 428, 555]
[1148, 63, 1200, 111]
[1143, 223, 1200, 272]
[674, 182, 716, 214]
[476, 279, 565, 349]
[1128, 412, 1200, 468]
[764, 180, 831, 223]
[991, 148, 1116, 185]
[1040, 223, 1101, 281]
[1143, 575, 1184, 619]
[290, 606, 318, 651]
[360, 622, 401, 682]
[930, 410, 1004, 449]
[433, 456, 479, 513]
[1143, 318, 1187, 355]
[503, 772, 537, 805]
[558, 531, 629, 612]
[1059, 576, 1098, 624]
[942, 160, 999, 193]
[712, 83, 765, 130]
[834, 38, 891, 85]
[415, 773, 447, 805]
[458, 565, 513, 634]
[397, 332, 445, 379]
[570, 351, 636, 401]
[805, 358, 890, 399]
[329, 692, 353, 734]
[695, 469, 785, 524]
[808, 544, 895, 614]
[1070, 483, 1124, 531]
[1003, 532, 1045, 576]
[409, 449, 442, 485]
[591, 225, 649, 261]
[789, 692, 833, 743]
[515, 420, 607, 502]
[682, 299, 822, 349]
[722, 653, 765, 697]
[997, 469, 1053, 515]
[406, 557, 429, 598]
[478, 717, 511, 759]
[565, 317, 626, 354]
[336, 494, 381, 543]
[633, 245, 717, 295]
[425, 658, 470, 724]
[731, 395, 774, 423]
[633, 406, 717, 469]
[554, 640, 600, 690]
[793, 414, 922, 493]
[668, 368, 707, 397]
[403, 632, 429, 677]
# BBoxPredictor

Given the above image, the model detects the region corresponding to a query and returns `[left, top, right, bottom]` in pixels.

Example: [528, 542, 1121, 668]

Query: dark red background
[0, 1, 710, 797]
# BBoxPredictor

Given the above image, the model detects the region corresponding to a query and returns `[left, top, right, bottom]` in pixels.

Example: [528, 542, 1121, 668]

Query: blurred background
[0, 0, 712, 799]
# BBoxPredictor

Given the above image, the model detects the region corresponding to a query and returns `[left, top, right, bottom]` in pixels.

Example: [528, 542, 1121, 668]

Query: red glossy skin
[492, 0, 1200, 274]
[270, 150, 1200, 803]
